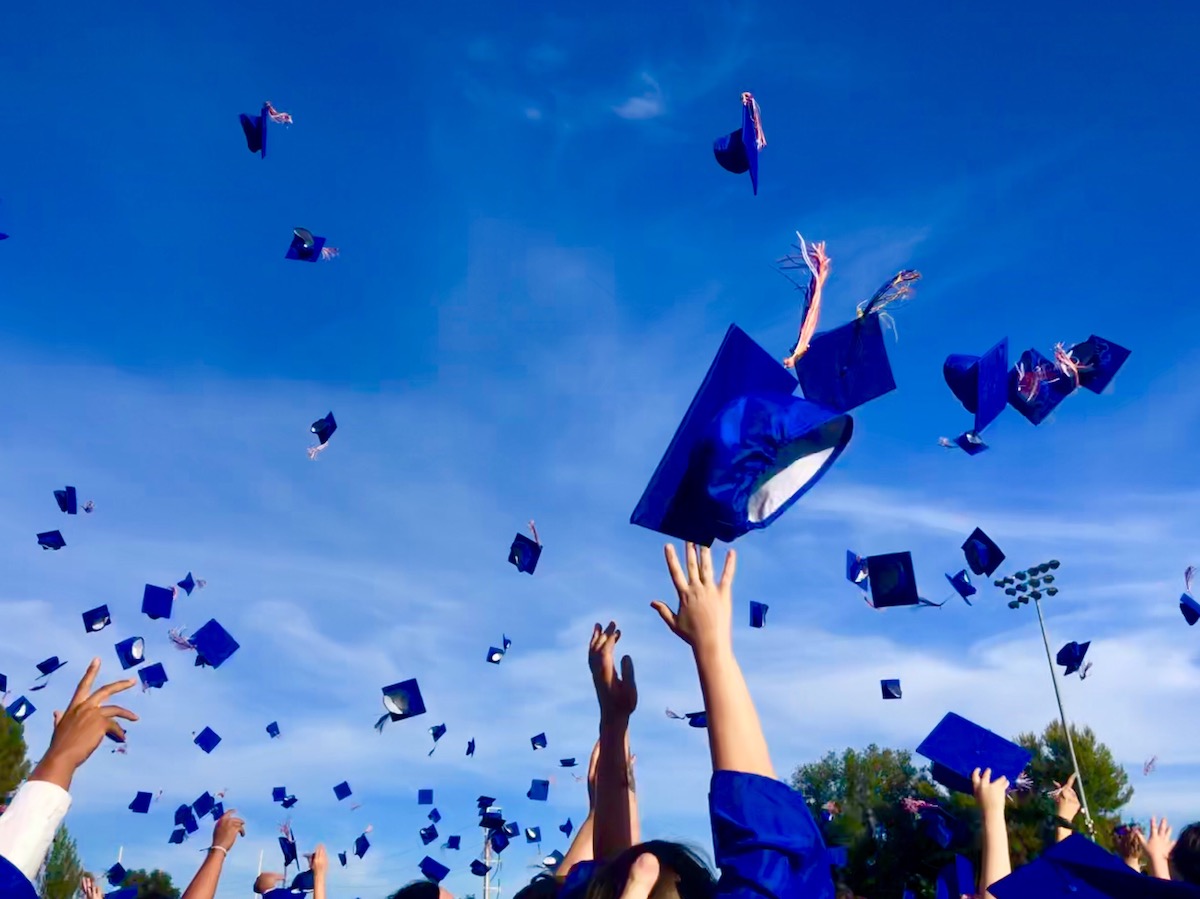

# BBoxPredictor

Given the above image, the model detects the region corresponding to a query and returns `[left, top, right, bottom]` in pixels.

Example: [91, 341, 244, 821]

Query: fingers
[995, 775, 1009, 792]
[699, 545, 714, 584]
[650, 601, 677, 633]
[664, 544, 687, 594]
[620, 655, 636, 691]
[1065, 772, 1076, 790]
[68, 658, 101, 710]
[685, 543, 700, 584]
[972, 767, 982, 790]
[90, 678, 137, 706]
[106, 719, 128, 743]
[719, 549, 738, 591]
[53, 710, 63, 728]
[621, 852, 661, 899]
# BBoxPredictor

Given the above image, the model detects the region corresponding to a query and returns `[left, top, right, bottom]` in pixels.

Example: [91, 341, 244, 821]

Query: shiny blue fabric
[709, 771, 834, 899]
[935, 855, 973, 899]
[916, 712, 1032, 795]
[1070, 335, 1131, 396]
[712, 99, 758, 194]
[794, 313, 896, 414]
[1182, 593, 1200, 626]
[1007, 348, 1073, 425]
[509, 534, 542, 574]
[962, 527, 1005, 578]
[944, 338, 1008, 434]
[0, 855, 37, 899]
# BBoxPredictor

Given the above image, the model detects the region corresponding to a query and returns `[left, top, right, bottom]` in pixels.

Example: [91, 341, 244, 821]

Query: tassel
[1053, 343, 1089, 388]
[82, 501, 95, 513]
[742, 92, 766, 150]
[938, 437, 955, 449]
[1014, 358, 1059, 403]
[307, 442, 329, 461]
[1143, 756, 1158, 776]
[264, 102, 293, 126]
[857, 270, 921, 322]
[168, 628, 195, 651]
[529, 520, 540, 545]
[665, 708, 684, 720]
[320, 246, 339, 261]
[1187, 566, 1196, 594]
[374, 713, 390, 733]
[781, 236, 830, 368]
[900, 797, 936, 815]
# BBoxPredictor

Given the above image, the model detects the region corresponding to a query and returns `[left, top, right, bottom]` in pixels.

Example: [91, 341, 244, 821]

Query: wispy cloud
[612, 74, 666, 121]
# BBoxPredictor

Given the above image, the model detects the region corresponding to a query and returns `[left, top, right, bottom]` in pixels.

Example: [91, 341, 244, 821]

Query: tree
[0, 711, 31, 800]
[38, 827, 83, 899]
[119, 868, 181, 899]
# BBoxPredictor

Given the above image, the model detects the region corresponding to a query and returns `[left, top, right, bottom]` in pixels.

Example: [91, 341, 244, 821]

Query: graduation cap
[466, 738, 475, 756]
[560, 818, 574, 838]
[333, 781, 352, 801]
[193, 727, 221, 754]
[857, 552, 922, 608]
[666, 708, 708, 728]
[490, 830, 510, 853]
[54, 486, 78, 515]
[559, 758, 577, 767]
[420, 825, 439, 846]
[273, 787, 288, 803]
[309, 412, 337, 452]
[239, 104, 268, 157]
[502, 821, 520, 838]
[944, 339, 1009, 435]
[428, 722, 447, 755]
[525, 827, 541, 843]
[509, 523, 542, 574]
[919, 807, 964, 850]
[37, 530, 66, 550]
[193, 792, 215, 818]
[916, 712, 1032, 794]
[712, 92, 765, 195]
[141, 585, 174, 620]
[281, 795, 298, 809]
[168, 828, 186, 845]
[210, 802, 224, 820]
[337, 852, 347, 867]
[746, 599, 769, 629]
[191, 619, 240, 668]
[1056, 641, 1090, 676]
[945, 570, 976, 605]
[418, 789, 434, 805]
[531, 732, 547, 750]
[962, 528, 1006, 577]
[543, 850, 565, 870]
[527, 779, 549, 801]
[114, 637, 146, 670]
[934, 855, 974, 899]
[376, 679, 426, 730]
[470, 860, 491, 877]
[428, 808, 441, 823]
[486, 646, 506, 664]
[444, 835, 461, 850]
[1009, 348, 1073, 425]
[939, 431, 989, 456]
[139, 663, 168, 690]
[290, 871, 315, 893]
[631, 324, 853, 546]
[354, 834, 370, 858]
[129, 791, 153, 814]
[279, 835, 298, 867]
[480, 808, 504, 830]
[419, 857, 450, 883]
[36, 657, 67, 677]
[105, 863, 127, 887]
[881, 679, 902, 700]
[176, 572, 199, 596]
[287, 228, 333, 262]
[846, 551, 869, 587]
[267, 721, 281, 738]
[1064, 335, 1131, 395]
[83, 605, 112, 632]
[175, 804, 199, 832]
[1182, 593, 1200, 626]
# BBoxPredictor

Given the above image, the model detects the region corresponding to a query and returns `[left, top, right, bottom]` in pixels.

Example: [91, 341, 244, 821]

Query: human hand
[1138, 816, 1175, 863]
[80, 875, 104, 899]
[254, 873, 285, 894]
[33, 659, 137, 790]
[311, 844, 328, 875]
[1052, 773, 1081, 823]
[972, 767, 1009, 818]
[651, 544, 736, 656]
[619, 852, 661, 899]
[589, 623, 638, 722]
[213, 809, 246, 851]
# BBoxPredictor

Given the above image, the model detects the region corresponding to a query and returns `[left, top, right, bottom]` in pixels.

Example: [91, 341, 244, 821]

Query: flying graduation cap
[287, 228, 338, 262]
[945, 570, 976, 605]
[82, 605, 112, 633]
[190, 619, 240, 669]
[428, 723, 447, 755]
[267, 721, 281, 738]
[375, 679, 427, 731]
[1007, 335, 1129, 427]
[531, 732, 547, 750]
[527, 779, 549, 801]
[712, 92, 765, 195]
[419, 857, 450, 884]
[666, 709, 708, 728]
[847, 551, 931, 609]
[420, 825, 439, 846]
[631, 324, 852, 546]
[749, 600, 768, 628]
[466, 738, 475, 756]
[1056, 641, 1091, 677]
[37, 530, 66, 550]
[942, 339, 1009, 449]
[193, 727, 222, 754]
[962, 528, 1006, 578]
[308, 412, 337, 460]
[509, 521, 542, 574]
[5, 697, 35, 722]
[881, 679, 902, 700]
[470, 860, 491, 877]
[36, 657, 67, 678]
[142, 584, 174, 620]
[53, 485, 78, 514]
[916, 712, 1032, 795]
[1180, 566, 1199, 626]
[114, 637, 147, 670]
[175, 572, 205, 597]
[129, 791, 153, 814]
[238, 101, 292, 158]
[333, 781, 352, 801]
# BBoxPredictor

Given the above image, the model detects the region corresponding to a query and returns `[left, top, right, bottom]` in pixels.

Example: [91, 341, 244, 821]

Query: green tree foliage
[0, 711, 32, 798]
[120, 868, 181, 899]
[38, 828, 83, 899]
[791, 722, 1133, 898]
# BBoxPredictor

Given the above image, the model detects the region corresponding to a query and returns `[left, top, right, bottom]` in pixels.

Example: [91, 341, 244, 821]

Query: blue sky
[2, 1, 1199, 896]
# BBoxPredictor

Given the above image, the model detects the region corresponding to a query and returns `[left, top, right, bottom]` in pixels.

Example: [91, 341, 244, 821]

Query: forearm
[627, 748, 641, 846]
[314, 871, 326, 899]
[694, 644, 774, 777]
[978, 810, 1011, 899]
[593, 716, 633, 861]
[181, 850, 225, 899]
[558, 812, 595, 881]
[29, 755, 73, 793]
[1147, 855, 1172, 880]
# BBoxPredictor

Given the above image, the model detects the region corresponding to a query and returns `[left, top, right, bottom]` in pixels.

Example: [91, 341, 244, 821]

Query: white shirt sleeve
[0, 780, 73, 881]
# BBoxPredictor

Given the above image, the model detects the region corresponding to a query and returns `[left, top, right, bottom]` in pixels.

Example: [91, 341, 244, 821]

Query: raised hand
[1138, 817, 1175, 880]
[589, 622, 638, 722]
[80, 875, 104, 899]
[652, 543, 736, 656]
[213, 809, 246, 851]
[619, 853, 661, 899]
[972, 767, 1010, 818]
[33, 659, 138, 791]
[1052, 773, 1081, 823]
[311, 845, 328, 875]
[254, 873, 285, 894]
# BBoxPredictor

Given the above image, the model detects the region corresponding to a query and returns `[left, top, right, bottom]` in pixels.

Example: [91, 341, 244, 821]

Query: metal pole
[1033, 594, 1094, 835]
[483, 829, 493, 899]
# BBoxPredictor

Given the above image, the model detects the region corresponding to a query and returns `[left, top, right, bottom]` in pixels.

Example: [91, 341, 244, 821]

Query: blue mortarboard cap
[420, 825, 438, 846]
[527, 779, 549, 801]
[881, 679, 902, 700]
[503, 634, 512, 650]
[428, 808, 441, 823]
[337, 852, 347, 867]
[129, 791, 153, 813]
[310, 412, 336, 445]
[287, 229, 327, 262]
[480, 809, 504, 830]
[37, 530, 66, 550]
[503, 821, 520, 838]
[794, 312, 897, 414]
[105, 889, 139, 899]
[267, 721, 281, 738]
[54, 486, 78, 515]
[946, 570, 976, 605]
[114, 637, 146, 670]
[963, 528, 1006, 577]
[920, 807, 963, 849]
[525, 827, 541, 843]
[141, 662, 171, 691]
[36, 657, 67, 677]
[281, 795, 298, 809]
[1069, 335, 1131, 396]
[531, 732, 547, 750]
[445, 835, 461, 850]
[686, 711, 708, 727]
[83, 605, 112, 632]
[193, 792, 215, 818]
[419, 857, 450, 884]
[169, 828, 185, 845]
[279, 835, 298, 866]
[945, 431, 989, 456]
[141, 585, 173, 620]
[354, 834, 370, 858]
[210, 802, 224, 820]
[486, 646, 505, 664]
[543, 849, 565, 870]
[1008, 348, 1073, 425]
[559, 758, 577, 767]
[273, 787, 287, 802]
[749, 600, 768, 628]
[290, 871, 315, 893]
[632, 324, 852, 546]
[467, 738, 475, 756]
[381, 679, 426, 722]
[944, 339, 1009, 434]
[334, 781, 352, 801]
[105, 863, 127, 886]
[239, 105, 267, 157]
[935, 855, 974, 899]
[0, 673, 5, 693]
[712, 92, 763, 195]
[560, 818, 574, 838]
[191, 619, 240, 668]
[193, 727, 221, 754]
[825, 846, 848, 868]
[846, 551, 869, 587]
[490, 830, 510, 854]
[862, 552, 920, 608]
[430, 722, 447, 742]
[174, 804, 193, 826]
[509, 533, 541, 574]
[1182, 594, 1200, 626]
[471, 860, 491, 877]
[916, 712, 1032, 794]
[418, 789, 433, 805]
[1056, 641, 1090, 676]
[181, 811, 199, 835]
[476, 795, 495, 809]
[176, 572, 197, 596]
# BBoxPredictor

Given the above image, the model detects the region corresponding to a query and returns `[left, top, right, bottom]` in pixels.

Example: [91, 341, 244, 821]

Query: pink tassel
[529, 520, 540, 545]
[1185, 566, 1195, 594]
[265, 102, 293, 126]
[307, 442, 329, 461]
[320, 246, 339, 261]
[782, 236, 830, 368]
[1053, 343, 1089, 388]
[168, 628, 195, 651]
[899, 797, 936, 815]
[1143, 755, 1158, 776]
[82, 501, 95, 513]
[741, 92, 766, 150]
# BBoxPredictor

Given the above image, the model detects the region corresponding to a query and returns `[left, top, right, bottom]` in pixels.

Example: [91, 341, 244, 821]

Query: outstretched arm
[558, 743, 599, 880]
[589, 622, 639, 862]
[1052, 774, 1081, 843]
[311, 845, 328, 899]
[652, 544, 773, 776]
[973, 768, 1011, 899]
[182, 810, 245, 899]
[1137, 817, 1175, 880]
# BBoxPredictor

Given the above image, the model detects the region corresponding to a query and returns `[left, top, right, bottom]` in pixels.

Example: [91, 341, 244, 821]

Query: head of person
[1172, 822, 1200, 884]
[584, 841, 714, 899]
[514, 873, 560, 899]
[388, 881, 454, 899]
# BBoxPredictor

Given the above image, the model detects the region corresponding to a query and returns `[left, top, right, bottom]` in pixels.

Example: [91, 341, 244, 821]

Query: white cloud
[612, 74, 665, 121]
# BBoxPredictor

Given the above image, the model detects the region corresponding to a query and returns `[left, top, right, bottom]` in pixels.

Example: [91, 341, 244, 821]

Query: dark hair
[1172, 822, 1200, 885]
[584, 841, 715, 899]
[514, 872, 560, 899]
[389, 881, 442, 899]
